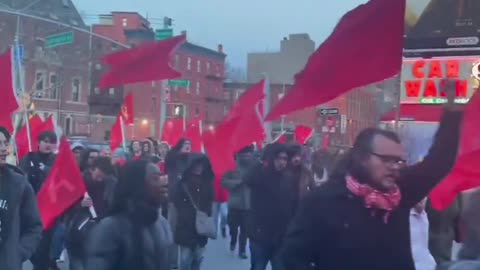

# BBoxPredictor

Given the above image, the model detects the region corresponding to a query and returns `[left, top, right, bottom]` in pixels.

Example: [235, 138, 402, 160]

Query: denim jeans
[213, 202, 228, 234]
[179, 246, 206, 270]
[49, 222, 66, 260]
[250, 242, 284, 270]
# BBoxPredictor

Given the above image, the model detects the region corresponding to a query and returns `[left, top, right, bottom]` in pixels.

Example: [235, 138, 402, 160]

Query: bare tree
[225, 61, 246, 82]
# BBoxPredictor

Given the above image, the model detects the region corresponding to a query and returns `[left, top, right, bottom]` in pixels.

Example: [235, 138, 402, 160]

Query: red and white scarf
[346, 175, 401, 224]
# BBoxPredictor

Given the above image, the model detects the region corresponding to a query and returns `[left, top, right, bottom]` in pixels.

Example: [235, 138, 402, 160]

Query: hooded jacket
[246, 143, 296, 247]
[171, 153, 214, 248]
[0, 164, 43, 270]
[221, 158, 256, 210]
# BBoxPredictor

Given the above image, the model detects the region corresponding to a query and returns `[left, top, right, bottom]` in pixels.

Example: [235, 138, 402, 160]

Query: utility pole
[159, 17, 173, 138]
[263, 74, 273, 142]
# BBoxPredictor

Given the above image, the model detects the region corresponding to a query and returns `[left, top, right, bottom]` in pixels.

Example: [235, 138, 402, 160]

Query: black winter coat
[171, 153, 214, 248]
[281, 111, 462, 270]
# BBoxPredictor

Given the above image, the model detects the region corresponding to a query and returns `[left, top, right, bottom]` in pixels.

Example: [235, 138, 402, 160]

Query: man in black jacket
[281, 82, 463, 270]
[0, 127, 43, 270]
[20, 131, 57, 270]
[172, 153, 214, 270]
[246, 143, 292, 270]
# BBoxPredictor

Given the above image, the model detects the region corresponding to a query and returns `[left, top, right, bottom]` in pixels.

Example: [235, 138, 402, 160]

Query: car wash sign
[400, 57, 479, 104]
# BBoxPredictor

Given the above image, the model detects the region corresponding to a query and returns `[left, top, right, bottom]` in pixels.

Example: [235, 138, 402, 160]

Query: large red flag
[203, 81, 266, 178]
[16, 115, 45, 161]
[99, 35, 186, 89]
[265, 0, 404, 120]
[161, 118, 184, 147]
[0, 49, 19, 118]
[0, 114, 14, 134]
[37, 138, 86, 229]
[430, 91, 480, 210]
[121, 92, 135, 126]
[185, 117, 202, 152]
[110, 114, 124, 152]
[294, 125, 314, 145]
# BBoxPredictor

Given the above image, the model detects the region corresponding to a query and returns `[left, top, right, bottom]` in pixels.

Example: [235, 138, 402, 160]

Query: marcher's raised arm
[400, 80, 463, 208]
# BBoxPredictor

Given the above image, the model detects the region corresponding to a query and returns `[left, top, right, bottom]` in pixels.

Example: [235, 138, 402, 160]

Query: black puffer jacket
[171, 153, 214, 248]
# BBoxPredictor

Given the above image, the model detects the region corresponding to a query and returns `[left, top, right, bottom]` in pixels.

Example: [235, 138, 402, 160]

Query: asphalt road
[23, 235, 257, 270]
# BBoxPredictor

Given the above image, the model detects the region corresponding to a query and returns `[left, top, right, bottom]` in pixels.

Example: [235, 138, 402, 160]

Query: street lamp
[141, 119, 149, 126]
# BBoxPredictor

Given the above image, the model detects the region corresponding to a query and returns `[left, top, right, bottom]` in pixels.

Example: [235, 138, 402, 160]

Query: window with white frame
[186, 82, 190, 94]
[187, 57, 192, 70]
[34, 70, 46, 93]
[109, 88, 115, 95]
[206, 62, 211, 74]
[72, 77, 81, 102]
[64, 115, 72, 136]
[196, 82, 200, 95]
[197, 60, 201, 72]
[49, 73, 58, 99]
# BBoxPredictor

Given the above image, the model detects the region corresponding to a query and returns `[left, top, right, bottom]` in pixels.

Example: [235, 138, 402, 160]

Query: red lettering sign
[405, 60, 467, 99]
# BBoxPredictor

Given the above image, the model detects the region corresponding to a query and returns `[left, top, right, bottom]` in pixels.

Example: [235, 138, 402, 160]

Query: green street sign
[46, 31, 74, 48]
[168, 79, 190, 87]
[155, 29, 173, 41]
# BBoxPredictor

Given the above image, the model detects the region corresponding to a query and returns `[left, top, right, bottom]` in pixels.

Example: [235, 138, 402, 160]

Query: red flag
[185, 117, 202, 152]
[274, 132, 287, 143]
[0, 49, 19, 118]
[294, 125, 314, 145]
[0, 114, 14, 134]
[265, 0, 404, 120]
[99, 35, 186, 89]
[203, 81, 265, 178]
[121, 92, 135, 126]
[161, 118, 184, 147]
[430, 91, 480, 209]
[16, 115, 45, 161]
[37, 138, 87, 229]
[43, 116, 56, 133]
[110, 115, 124, 152]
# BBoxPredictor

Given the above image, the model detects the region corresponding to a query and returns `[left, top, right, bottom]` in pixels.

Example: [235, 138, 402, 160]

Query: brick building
[0, 0, 100, 138]
[92, 12, 226, 140]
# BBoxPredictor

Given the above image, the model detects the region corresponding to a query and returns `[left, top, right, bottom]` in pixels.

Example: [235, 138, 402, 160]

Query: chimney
[283, 37, 287, 41]
[181, 30, 187, 36]
[218, 44, 223, 53]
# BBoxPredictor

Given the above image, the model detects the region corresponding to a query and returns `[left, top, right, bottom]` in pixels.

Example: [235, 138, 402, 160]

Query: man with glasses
[281, 81, 463, 270]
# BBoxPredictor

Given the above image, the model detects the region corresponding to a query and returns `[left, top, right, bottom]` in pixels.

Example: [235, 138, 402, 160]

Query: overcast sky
[73, 0, 367, 67]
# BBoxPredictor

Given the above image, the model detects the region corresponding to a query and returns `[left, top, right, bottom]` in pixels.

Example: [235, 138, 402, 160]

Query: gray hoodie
[0, 165, 43, 270]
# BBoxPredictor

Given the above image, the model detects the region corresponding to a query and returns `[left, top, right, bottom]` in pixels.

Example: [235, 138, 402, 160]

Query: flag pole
[119, 116, 127, 152]
[262, 74, 273, 143]
[394, 75, 401, 132]
[14, 16, 32, 152]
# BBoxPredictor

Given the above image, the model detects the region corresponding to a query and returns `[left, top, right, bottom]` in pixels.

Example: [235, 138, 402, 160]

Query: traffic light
[163, 17, 173, 28]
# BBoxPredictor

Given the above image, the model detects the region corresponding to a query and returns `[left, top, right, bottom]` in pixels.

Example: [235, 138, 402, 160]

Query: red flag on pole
[161, 118, 184, 147]
[99, 35, 186, 89]
[0, 48, 19, 118]
[265, 0, 404, 120]
[110, 115, 124, 153]
[294, 125, 314, 145]
[185, 117, 202, 152]
[121, 92, 135, 125]
[430, 91, 480, 210]
[0, 114, 14, 134]
[16, 115, 45, 161]
[274, 131, 287, 143]
[37, 138, 86, 229]
[203, 80, 266, 178]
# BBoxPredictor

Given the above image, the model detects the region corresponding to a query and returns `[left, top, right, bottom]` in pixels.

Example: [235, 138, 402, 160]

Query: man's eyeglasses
[370, 152, 406, 167]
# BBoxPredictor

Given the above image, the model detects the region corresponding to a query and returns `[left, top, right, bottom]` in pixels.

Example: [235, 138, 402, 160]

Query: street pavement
[23, 234, 258, 270]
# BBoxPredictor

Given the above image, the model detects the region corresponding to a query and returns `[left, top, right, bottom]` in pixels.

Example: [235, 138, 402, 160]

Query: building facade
[247, 33, 315, 84]
[92, 12, 226, 140]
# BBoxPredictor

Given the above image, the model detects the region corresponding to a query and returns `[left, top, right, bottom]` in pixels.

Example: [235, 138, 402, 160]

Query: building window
[108, 88, 115, 95]
[196, 82, 200, 95]
[34, 70, 46, 92]
[197, 60, 201, 72]
[186, 83, 190, 94]
[94, 87, 100, 94]
[195, 105, 200, 116]
[72, 77, 81, 102]
[206, 62, 210, 74]
[151, 97, 157, 112]
[64, 116, 72, 136]
[48, 73, 58, 99]
[175, 55, 180, 68]
[122, 18, 128, 27]
[187, 57, 192, 70]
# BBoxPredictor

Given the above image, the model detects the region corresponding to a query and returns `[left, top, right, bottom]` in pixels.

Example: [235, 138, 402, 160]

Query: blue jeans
[179, 246, 205, 270]
[250, 242, 284, 270]
[49, 222, 65, 260]
[213, 202, 228, 234]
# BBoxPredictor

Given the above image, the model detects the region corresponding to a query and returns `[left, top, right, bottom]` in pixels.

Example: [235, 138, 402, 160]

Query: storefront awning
[381, 104, 443, 122]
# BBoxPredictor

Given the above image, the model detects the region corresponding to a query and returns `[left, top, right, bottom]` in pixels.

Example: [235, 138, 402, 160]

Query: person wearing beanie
[286, 143, 315, 202]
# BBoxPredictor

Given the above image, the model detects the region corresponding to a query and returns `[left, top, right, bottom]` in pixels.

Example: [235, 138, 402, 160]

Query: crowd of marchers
[3, 88, 480, 270]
